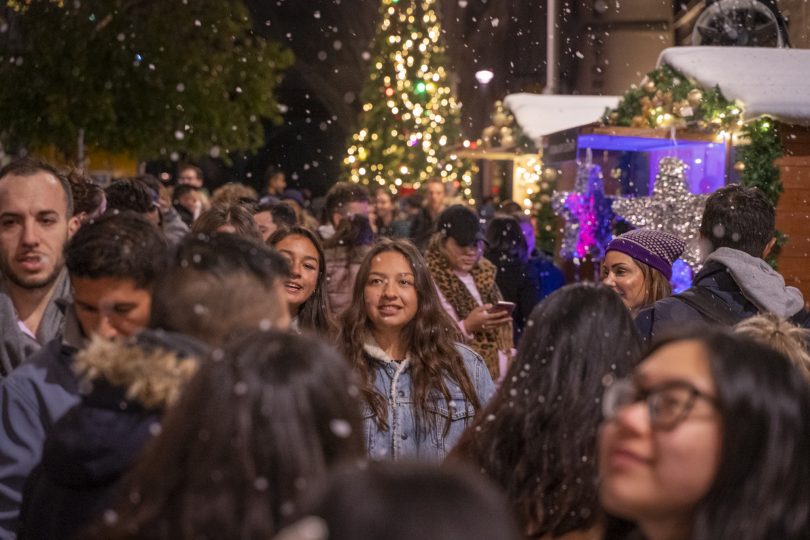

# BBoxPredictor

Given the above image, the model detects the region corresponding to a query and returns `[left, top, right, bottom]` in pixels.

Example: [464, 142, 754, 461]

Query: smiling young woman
[337, 238, 495, 462]
[601, 229, 685, 316]
[599, 328, 810, 540]
[268, 226, 335, 337]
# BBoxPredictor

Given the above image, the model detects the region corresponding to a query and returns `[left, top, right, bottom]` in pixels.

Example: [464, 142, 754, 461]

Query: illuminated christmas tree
[345, 0, 474, 198]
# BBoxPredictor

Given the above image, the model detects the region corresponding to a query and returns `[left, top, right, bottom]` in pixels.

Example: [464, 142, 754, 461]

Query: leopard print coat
[426, 246, 513, 380]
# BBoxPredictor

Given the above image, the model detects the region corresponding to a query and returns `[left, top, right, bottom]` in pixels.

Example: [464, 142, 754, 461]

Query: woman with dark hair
[81, 330, 365, 540]
[599, 328, 810, 540]
[426, 205, 513, 382]
[277, 462, 522, 540]
[268, 226, 336, 336]
[323, 213, 375, 314]
[451, 283, 642, 539]
[338, 238, 495, 462]
[371, 187, 410, 239]
[191, 203, 262, 242]
[484, 215, 541, 344]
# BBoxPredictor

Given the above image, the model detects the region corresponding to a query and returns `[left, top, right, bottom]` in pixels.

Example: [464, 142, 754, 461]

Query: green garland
[738, 117, 786, 267]
[604, 65, 741, 131]
[604, 66, 787, 268]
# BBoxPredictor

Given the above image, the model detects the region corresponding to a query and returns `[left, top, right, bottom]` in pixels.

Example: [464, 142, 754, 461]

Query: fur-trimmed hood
[73, 329, 208, 409]
[362, 336, 412, 365]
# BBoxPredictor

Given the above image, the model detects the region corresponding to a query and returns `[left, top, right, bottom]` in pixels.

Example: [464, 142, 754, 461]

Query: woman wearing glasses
[599, 328, 810, 540]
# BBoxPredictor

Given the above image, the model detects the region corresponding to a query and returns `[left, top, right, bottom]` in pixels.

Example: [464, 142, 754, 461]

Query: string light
[344, 0, 474, 194]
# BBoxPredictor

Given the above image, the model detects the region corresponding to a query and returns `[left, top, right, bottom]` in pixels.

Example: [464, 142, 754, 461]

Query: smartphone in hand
[489, 301, 516, 316]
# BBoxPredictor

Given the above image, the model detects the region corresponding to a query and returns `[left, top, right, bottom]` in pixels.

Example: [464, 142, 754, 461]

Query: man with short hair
[410, 178, 446, 250]
[0, 158, 79, 377]
[264, 166, 287, 199]
[172, 184, 201, 227]
[318, 182, 370, 240]
[0, 212, 167, 539]
[16, 234, 290, 537]
[148, 234, 291, 343]
[636, 184, 810, 340]
[251, 201, 297, 241]
[177, 164, 205, 189]
[104, 178, 161, 226]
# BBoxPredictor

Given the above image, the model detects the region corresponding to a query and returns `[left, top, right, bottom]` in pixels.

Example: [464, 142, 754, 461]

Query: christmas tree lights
[345, 0, 474, 199]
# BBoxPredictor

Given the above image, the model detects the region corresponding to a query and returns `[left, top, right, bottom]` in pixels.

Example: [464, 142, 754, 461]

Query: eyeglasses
[602, 378, 718, 431]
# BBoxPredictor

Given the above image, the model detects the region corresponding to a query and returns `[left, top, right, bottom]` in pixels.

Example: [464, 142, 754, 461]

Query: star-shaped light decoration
[552, 162, 614, 263]
[612, 157, 707, 270]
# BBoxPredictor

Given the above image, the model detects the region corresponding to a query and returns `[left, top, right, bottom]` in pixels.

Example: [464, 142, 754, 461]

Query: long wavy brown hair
[337, 238, 481, 435]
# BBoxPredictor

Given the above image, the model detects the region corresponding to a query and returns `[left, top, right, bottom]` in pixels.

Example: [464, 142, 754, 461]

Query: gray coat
[0, 307, 83, 539]
[0, 271, 71, 378]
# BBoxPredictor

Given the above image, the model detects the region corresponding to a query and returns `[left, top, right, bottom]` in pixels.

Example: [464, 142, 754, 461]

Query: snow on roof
[658, 46, 810, 126]
[503, 93, 620, 144]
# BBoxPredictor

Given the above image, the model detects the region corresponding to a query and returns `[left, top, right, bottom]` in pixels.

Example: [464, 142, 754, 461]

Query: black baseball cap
[436, 205, 486, 247]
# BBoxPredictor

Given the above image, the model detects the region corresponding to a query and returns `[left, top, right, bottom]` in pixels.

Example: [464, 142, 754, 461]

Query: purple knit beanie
[606, 229, 685, 280]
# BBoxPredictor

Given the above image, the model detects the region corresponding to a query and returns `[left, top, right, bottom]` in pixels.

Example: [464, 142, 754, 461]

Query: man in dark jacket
[409, 178, 446, 250]
[0, 158, 80, 378]
[0, 213, 166, 540]
[636, 184, 809, 341]
[16, 234, 291, 539]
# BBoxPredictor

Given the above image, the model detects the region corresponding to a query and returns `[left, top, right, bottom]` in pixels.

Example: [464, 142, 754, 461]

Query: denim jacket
[362, 340, 495, 462]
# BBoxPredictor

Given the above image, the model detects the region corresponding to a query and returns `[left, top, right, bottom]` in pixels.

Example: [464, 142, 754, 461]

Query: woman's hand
[463, 304, 513, 334]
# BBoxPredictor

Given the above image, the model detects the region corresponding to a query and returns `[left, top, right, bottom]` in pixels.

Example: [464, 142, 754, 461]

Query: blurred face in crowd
[275, 234, 320, 316]
[425, 181, 445, 213]
[267, 172, 286, 195]
[0, 172, 78, 291]
[364, 251, 418, 335]
[599, 340, 722, 534]
[601, 251, 646, 313]
[176, 191, 199, 215]
[177, 168, 203, 189]
[332, 200, 369, 228]
[72, 276, 152, 339]
[374, 191, 394, 221]
[444, 237, 482, 274]
[253, 211, 276, 242]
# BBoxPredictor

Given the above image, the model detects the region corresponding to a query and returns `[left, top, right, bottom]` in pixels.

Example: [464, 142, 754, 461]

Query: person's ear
[67, 216, 81, 238]
[762, 237, 777, 259]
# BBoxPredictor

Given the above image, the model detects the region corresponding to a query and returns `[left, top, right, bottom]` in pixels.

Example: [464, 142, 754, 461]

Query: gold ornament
[493, 111, 509, 127]
[643, 80, 657, 94]
[734, 161, 746, 172]
[631, 115, 646, 127]
[608, 112, 619, 123]
[501, 135, 515, 148]
[673, 100, 692, 117]
[687, 88, 704, 108]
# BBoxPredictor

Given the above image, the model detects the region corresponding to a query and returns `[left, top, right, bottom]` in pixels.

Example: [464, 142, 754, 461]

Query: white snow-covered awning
[658, 46, 810, 126]
[503, 94, 620, 145]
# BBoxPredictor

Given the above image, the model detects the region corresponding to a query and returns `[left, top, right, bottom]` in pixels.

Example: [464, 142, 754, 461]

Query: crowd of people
[0, 157, 808, 540]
